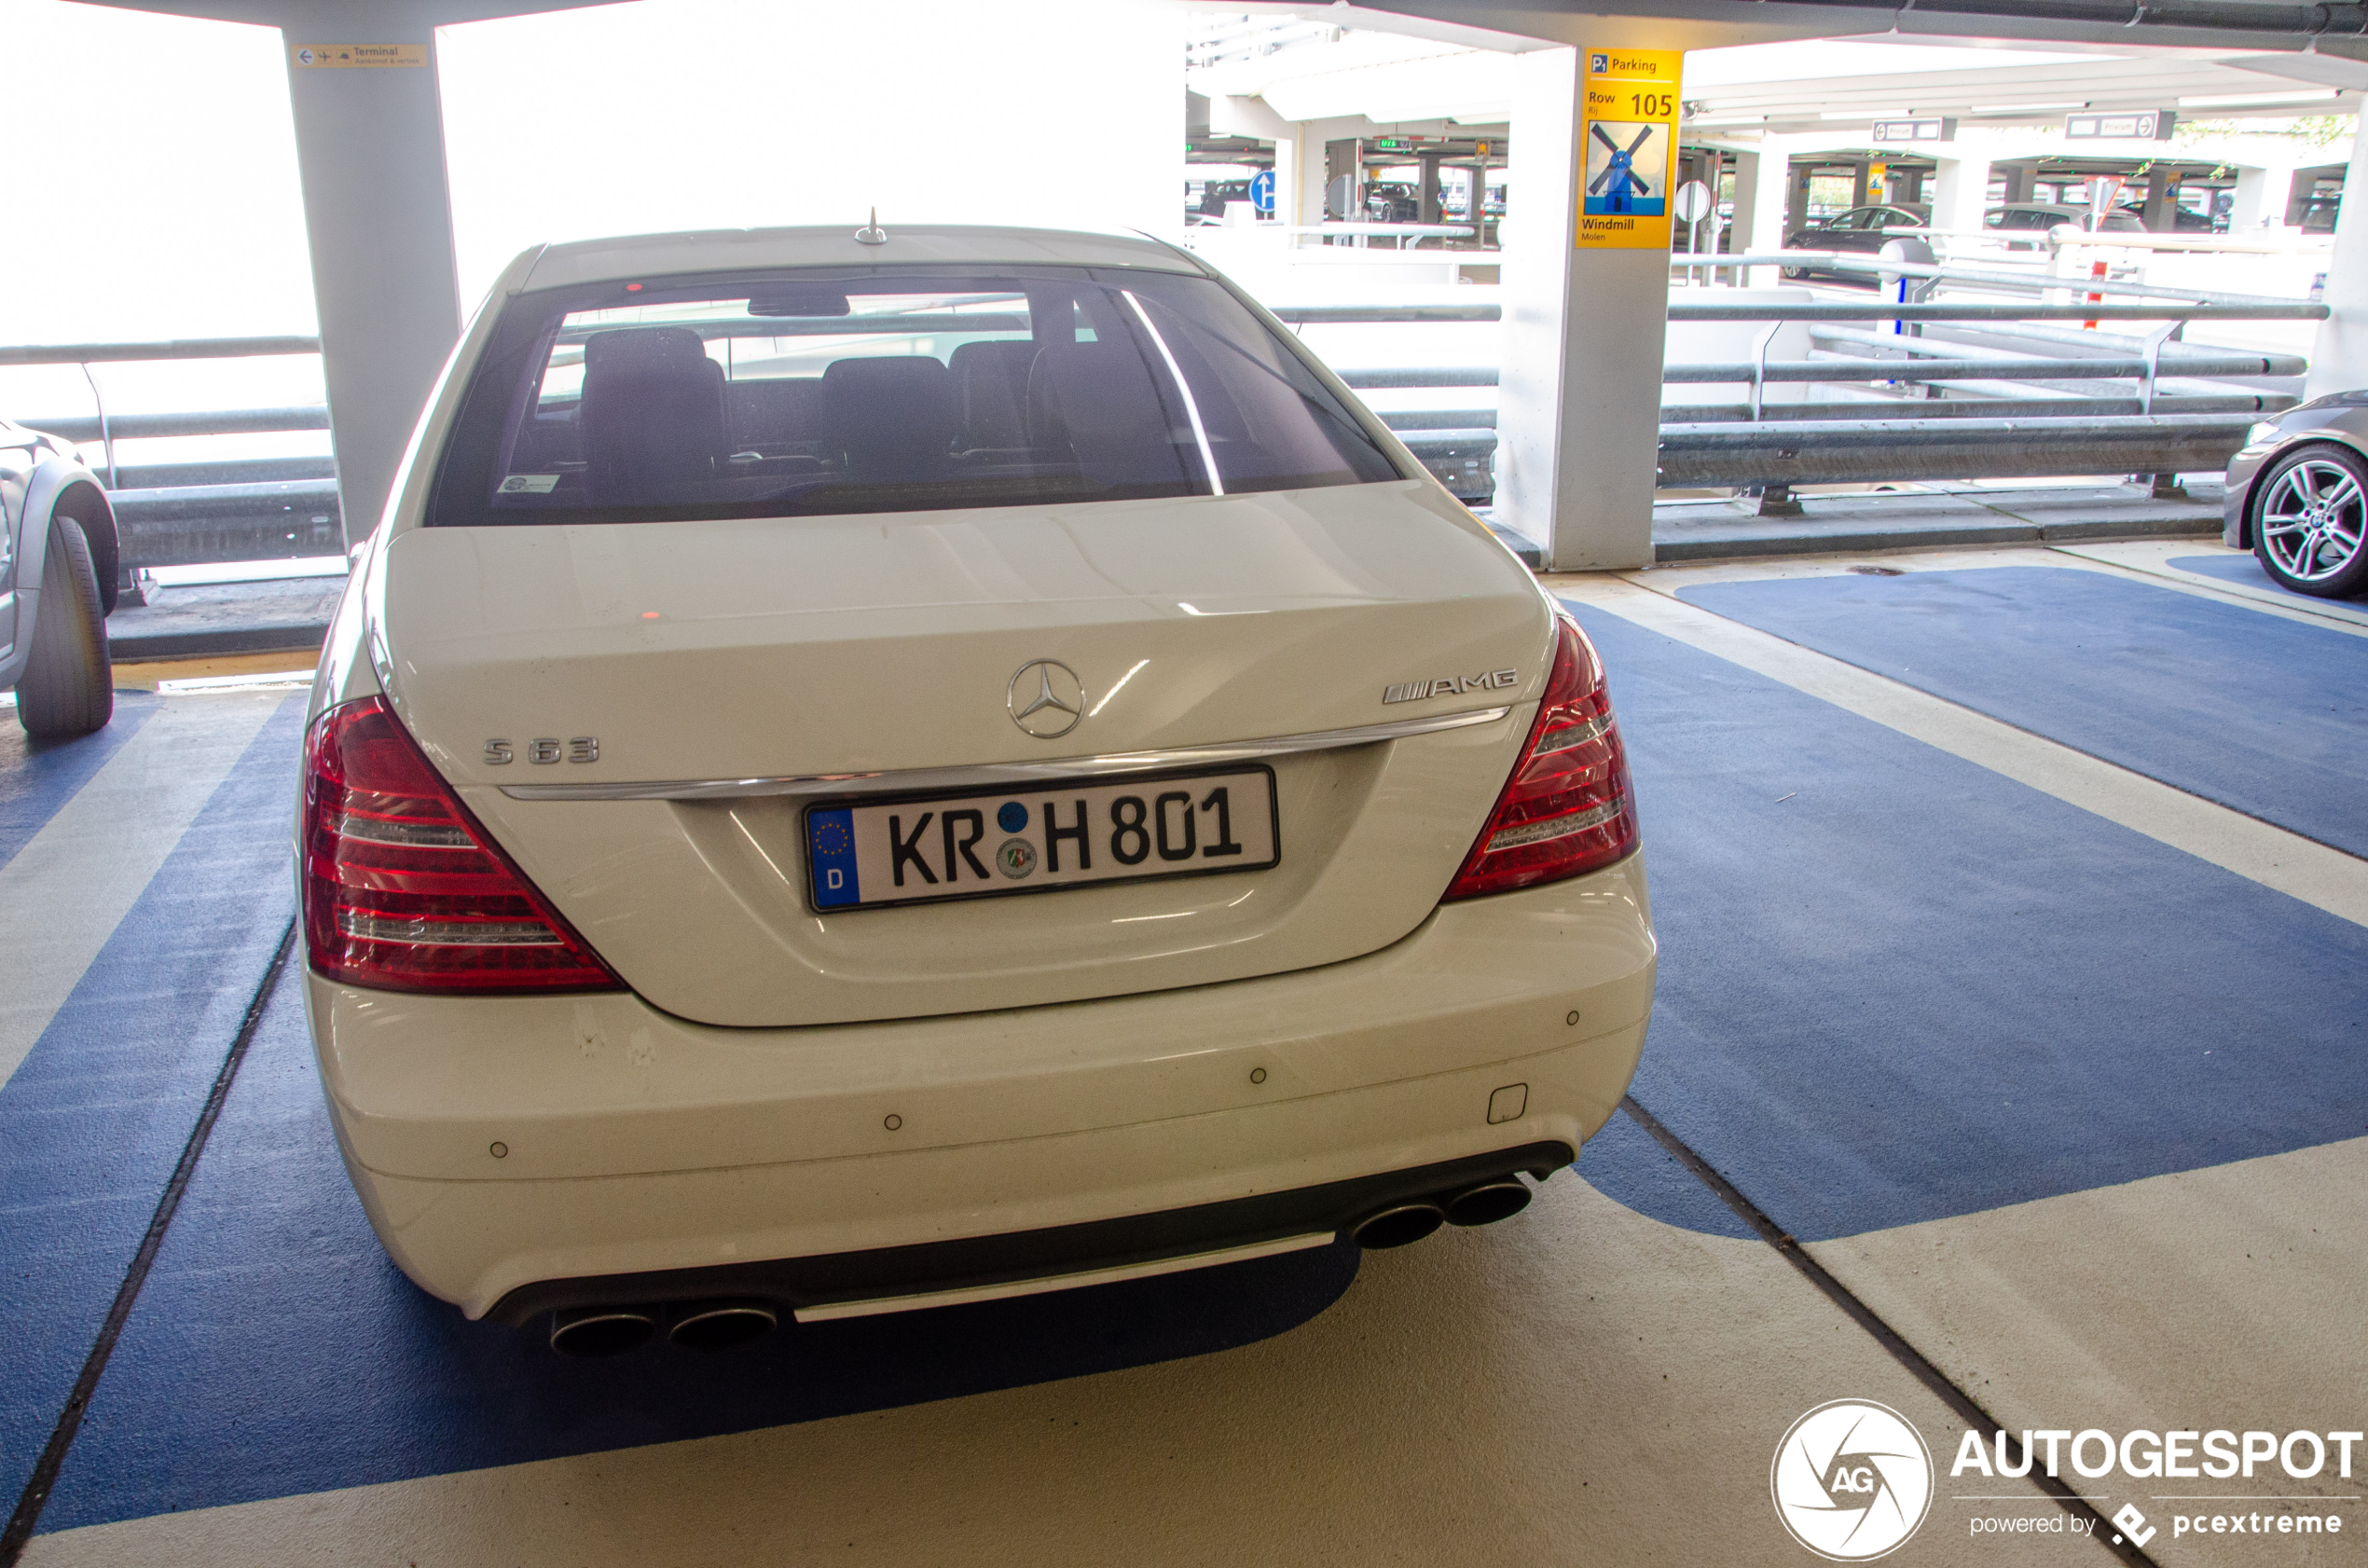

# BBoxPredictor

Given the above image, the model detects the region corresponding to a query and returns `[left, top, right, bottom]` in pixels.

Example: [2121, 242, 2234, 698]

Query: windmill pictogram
[1589, 122, 1659, 213]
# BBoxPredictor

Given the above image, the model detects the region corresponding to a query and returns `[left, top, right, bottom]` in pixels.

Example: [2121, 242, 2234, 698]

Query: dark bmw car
[1780, 204, 1931, 279]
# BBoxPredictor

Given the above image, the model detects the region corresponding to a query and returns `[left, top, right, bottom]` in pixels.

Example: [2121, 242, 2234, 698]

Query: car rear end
[298, 226, 1656, 1346]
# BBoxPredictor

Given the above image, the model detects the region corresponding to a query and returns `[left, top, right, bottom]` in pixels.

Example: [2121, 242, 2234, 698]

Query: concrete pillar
[1418, 153, 1442, 225]
[1786, 160, 1813, 231]
[1497, 46, 1666, 571]
[2000, 164, 2034, 203]
[1729, 144, 1793, 285]
[1932, 150, 1992, 241]
[2230, 164, 2292, 232]
[2306, 119, 2368, 396]
[2141, 165, 2179, 231]
[1852, 159, 1871, 209]
[282, 26, 463, 549]
[1269, 138, 1296, 229]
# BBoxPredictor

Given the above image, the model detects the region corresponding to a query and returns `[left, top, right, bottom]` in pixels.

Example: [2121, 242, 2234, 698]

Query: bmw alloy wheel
[2254, 449, 2368, 595]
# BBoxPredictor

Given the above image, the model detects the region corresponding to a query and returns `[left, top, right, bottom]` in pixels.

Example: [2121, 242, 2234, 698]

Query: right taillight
[1441, 612, 1637, 901]
[302, 695, 622, 994]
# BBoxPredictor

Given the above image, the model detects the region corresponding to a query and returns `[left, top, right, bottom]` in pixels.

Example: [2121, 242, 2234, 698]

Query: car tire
[16, 516, 115, 738]
[2250, 442, 2368, 598]
[1779, 264, 1807, 281]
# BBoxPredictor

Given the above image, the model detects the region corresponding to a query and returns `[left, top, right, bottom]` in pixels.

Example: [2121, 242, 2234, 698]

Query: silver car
[0, 418, 117, 736]
[2223, 395, 2368, 598]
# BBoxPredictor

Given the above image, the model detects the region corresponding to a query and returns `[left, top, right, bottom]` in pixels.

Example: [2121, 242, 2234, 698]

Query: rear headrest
[577, 327, 728, 502]
[583, 324, 711, 374]
[1032, 343, 1189, 488]
[947, 340, 1039, 450]
[821, 356, 957, 482]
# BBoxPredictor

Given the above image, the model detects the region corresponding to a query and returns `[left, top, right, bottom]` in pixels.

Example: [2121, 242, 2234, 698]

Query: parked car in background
[1779, 203, 1931, 279]
[1364, 182, 1422, 223]
[300, 224, 1658, 1355]
[2113, 202, 2213, 233]
[1190, 179, 1256, 222]
[0, 418, 117, 737]
[1982, 203, 2146, 251]
[2223, 393, 2368, 598]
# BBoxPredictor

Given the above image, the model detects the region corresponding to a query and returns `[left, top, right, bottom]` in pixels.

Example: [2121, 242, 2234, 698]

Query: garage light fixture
[1821, 110, 1914, 120]
[2176, 89, 2341, 108]
[1971, 102, 2086, 113]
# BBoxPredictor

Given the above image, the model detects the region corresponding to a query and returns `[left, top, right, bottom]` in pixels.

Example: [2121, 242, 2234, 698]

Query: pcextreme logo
[1772, 1400, 1935, 1561]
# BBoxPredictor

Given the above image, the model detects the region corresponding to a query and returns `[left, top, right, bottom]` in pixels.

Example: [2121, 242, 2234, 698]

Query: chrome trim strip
[497, 705, 1515, 803]
[792, 1232, 1336, 1323]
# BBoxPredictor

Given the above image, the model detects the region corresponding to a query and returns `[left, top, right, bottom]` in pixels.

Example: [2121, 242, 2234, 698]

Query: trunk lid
[379, 478, 1549, 1025]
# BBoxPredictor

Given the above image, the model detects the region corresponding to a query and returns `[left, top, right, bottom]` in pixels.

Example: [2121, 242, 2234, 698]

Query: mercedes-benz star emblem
[1007, 660, 1085, 739]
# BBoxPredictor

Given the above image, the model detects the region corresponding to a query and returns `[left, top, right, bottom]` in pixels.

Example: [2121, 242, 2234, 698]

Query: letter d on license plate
[806, 766, 1278, 910]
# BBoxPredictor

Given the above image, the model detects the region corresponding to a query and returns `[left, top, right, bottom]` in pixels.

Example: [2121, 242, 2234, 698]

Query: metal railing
[3, 261, 2325, 568]
[3, 335, 340, 572]
[1281, 256, 2321, 495]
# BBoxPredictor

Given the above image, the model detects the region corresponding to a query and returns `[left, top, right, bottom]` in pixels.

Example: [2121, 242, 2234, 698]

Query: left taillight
[1441, 612, 1638, 901]
[302, 695, 623, 994]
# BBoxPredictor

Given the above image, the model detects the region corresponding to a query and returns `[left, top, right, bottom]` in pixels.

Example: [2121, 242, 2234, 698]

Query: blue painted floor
[1678, 566, 2368, 857]
[7, 557, 2367, 1549]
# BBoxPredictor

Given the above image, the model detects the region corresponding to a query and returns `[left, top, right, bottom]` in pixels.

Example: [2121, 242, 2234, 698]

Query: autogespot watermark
[1771, 1400, 1935, 1561]
[1774, 1406, 2363, 1558]
[1952, 1425, 2362, 1547]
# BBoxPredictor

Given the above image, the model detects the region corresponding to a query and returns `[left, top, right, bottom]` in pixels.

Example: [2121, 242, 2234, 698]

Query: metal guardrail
[4, 336, 337, 571]
[4, 263, 2327, 560]
[0, 335, 322, 366]
[1292, 262, 2320, 495]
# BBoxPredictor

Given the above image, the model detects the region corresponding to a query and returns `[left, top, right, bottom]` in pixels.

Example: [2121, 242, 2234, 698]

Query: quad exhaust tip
[1444, 1178, 1532, 1228]
[1353, 1202, 1447, 1249]
[1353, 1176, 1535, 1249]
[668, 1299, 778, 1353]
[549, 1304, 658, 1357]
[549, 1299, 780, 1355]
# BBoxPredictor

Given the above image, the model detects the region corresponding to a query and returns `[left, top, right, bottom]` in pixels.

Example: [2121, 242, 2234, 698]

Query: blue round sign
[998, 801, 1029, 833]
[1249, 170, 1276, 213]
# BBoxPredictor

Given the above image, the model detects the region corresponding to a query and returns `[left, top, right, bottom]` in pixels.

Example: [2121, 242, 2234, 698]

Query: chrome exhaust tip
[549, 1304, 657, 1357]
[1444, 1177, 1532, 1228]
[668, 1299, 778, 1353]
[1352, 1201, 1447, 1249]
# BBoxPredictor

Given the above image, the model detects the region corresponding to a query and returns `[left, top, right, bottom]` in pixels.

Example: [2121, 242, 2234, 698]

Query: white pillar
[1497, 46, 1667, 571]
[1269, 133, 1296, 229]
[2307, 119, 2368, 397]
[2230, 164, 2293, 232]
[282, 26, 464, 550]
[1931, 150, 1991, 246]
[1728, 143, 1792, 286]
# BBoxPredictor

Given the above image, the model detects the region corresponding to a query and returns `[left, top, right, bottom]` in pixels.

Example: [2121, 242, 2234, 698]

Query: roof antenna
[855, 207, 888, 245]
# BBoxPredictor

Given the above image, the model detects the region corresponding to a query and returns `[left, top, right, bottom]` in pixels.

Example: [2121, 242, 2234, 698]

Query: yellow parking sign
[1578, 48, 1683, 250]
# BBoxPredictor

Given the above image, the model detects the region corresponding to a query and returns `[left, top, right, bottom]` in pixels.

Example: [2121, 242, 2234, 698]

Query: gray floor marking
[1554, 575, 2368, 930]
[1618, 1097, 2156, 1566]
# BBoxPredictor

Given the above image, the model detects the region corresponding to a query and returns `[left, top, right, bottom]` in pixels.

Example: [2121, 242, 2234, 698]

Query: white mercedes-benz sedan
[300, 224, 1656, 1355]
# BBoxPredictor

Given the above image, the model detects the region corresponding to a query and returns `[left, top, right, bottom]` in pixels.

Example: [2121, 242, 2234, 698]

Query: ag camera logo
[1772, 1400, 1934, 1561]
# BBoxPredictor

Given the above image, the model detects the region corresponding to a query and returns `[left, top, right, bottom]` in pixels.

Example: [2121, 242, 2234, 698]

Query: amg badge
[1384, 668, 1517, 705]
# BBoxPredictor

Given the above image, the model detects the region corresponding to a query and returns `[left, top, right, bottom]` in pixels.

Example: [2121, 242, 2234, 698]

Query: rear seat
[724, 378, 826, 454]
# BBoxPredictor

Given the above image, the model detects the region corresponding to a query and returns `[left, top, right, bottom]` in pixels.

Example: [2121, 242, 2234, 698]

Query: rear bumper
[306, 856, 1656, 1319]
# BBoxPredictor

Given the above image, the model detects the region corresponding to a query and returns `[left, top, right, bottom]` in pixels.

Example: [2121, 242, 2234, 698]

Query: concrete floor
[3, 542, 2362, 1567]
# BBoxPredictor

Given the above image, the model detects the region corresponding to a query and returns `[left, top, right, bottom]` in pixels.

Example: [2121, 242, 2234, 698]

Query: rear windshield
[427, 264, 1400, 527]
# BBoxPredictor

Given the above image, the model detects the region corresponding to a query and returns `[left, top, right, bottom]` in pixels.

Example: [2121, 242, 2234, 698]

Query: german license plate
[805, 766, 1278, 910]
